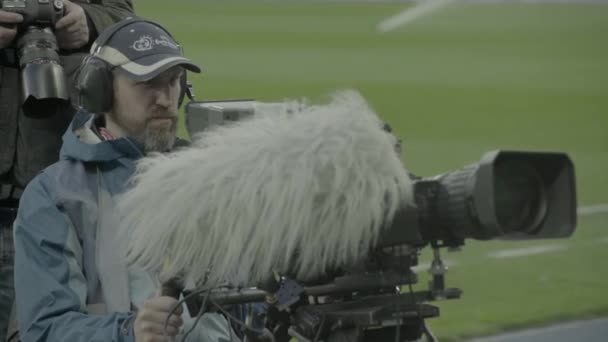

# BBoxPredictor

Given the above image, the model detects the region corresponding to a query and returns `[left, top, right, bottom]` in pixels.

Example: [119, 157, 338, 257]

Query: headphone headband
[91, 17, 177, 55]
[76, 17, 195, 113]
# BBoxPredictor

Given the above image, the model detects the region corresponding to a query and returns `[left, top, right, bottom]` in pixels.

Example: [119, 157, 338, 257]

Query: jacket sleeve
[13, 173, 136, 342]
[79, 0, 134, 38]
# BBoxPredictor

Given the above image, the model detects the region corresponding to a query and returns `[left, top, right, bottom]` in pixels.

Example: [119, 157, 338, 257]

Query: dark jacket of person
[0, 0, 134, 188]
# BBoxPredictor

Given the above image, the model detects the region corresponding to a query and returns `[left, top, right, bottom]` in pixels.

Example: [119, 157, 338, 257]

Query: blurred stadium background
[137, 0, 607, 340]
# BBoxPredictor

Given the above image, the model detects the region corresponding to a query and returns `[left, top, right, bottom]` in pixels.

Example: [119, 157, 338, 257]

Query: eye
[170, 74, 182, 85]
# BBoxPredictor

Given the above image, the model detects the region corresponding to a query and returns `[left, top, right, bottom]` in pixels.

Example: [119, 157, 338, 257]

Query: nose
[155, 85, 176, 109]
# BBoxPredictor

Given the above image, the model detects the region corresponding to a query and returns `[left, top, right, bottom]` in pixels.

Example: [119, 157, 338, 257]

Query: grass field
[137, 1, 608, 340]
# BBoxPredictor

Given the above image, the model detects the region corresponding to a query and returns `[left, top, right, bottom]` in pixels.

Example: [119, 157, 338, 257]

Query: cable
[166, 285, 275, 342]
[163, 285, 214, 339]
[312, 312, 327, 342]
[210, 297, 276, 342]
[180, 288, 211, 341]
[423, 321, 438, 342]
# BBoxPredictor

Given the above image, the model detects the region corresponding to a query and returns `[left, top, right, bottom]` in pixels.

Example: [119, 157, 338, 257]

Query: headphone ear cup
[76, 57, 114, 113]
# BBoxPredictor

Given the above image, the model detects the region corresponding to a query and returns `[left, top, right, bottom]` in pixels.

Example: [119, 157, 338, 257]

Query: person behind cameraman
[11, 17, 241, 342]
[0, 2, 134, 184]
[0, 1, 133, 341]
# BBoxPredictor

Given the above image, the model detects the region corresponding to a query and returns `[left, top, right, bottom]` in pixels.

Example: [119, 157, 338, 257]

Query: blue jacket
[13, 109, 239, 342]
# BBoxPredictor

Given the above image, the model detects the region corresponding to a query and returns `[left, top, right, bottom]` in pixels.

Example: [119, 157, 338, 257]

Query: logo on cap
[156, 35, 179, 50]
[132, 35, 179, 52]
[132, 35, 153, 51]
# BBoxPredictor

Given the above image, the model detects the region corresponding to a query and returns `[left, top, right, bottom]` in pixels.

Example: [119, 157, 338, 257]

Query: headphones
[75, 17, 194, 114]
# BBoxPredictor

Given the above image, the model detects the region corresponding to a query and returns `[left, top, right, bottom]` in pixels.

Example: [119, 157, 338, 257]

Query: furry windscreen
[119, 91, 414, 287]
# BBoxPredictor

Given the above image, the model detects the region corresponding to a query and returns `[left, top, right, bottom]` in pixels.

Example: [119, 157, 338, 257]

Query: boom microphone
[119, 91, 414, 287]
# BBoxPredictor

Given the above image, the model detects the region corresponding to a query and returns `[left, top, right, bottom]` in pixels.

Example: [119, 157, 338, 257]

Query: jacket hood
[60, 108, 145, 162]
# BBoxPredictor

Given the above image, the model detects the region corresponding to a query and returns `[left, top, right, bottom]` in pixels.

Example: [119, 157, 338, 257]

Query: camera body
[1, 0, 69, 117]
[182, 99, 577, 342]
[1, 0, 64, 28]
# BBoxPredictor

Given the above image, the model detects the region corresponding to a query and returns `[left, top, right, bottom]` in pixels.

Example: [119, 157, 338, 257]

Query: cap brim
[116, 53, 202, 82]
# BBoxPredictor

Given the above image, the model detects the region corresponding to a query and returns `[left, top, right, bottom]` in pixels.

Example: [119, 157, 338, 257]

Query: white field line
[578, 204, 608, 216]
[376, 0, 607, 35]
[415, 203, 606, 265]
[487, 245, 567, 259]
[485, 204, 606, 259]
[377, 0, 456, 33]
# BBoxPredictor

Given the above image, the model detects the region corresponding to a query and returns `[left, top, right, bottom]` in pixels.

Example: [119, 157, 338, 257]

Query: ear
[76, 56, 114, 113]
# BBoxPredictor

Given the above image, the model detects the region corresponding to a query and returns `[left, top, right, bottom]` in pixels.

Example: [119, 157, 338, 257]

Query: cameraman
[0, 1, 133, 341]
[11, 17, 240, 342]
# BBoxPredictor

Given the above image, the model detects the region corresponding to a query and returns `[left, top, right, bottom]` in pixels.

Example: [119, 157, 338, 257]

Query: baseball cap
[91, 18, 201, 81]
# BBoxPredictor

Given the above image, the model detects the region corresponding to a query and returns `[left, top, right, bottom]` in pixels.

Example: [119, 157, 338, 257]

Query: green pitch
[138, 1, 608, 340]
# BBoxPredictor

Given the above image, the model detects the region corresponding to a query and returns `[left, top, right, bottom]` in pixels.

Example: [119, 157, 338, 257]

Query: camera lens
[17, 26, 61, 67]
[494, 160, 547, 234]
[18, 26, 69, 117]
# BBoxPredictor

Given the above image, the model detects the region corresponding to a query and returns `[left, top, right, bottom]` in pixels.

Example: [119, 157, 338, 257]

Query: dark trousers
[0, 206, 17, 342]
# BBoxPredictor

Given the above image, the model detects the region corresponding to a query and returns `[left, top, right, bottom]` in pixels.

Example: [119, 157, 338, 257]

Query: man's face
[109, 66, 184, 152]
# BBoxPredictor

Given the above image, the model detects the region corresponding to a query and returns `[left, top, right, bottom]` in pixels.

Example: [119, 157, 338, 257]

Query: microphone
[119, 91, 414, 287]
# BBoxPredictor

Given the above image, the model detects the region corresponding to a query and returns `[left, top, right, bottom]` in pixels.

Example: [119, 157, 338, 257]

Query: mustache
[148, 115, 177, 120]
[148, 112, 178, 122]
[150, 105, 178, 118]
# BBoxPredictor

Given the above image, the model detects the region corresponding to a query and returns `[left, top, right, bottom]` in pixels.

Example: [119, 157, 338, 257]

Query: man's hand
[55, 0, 89, 50]
[0, 10, 22, 49]
[134, 296, 184, 342]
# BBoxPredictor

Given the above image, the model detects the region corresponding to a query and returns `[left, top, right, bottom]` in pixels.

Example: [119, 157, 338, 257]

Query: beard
[110, 109, 178, 153]
[135, 120, 177, 153]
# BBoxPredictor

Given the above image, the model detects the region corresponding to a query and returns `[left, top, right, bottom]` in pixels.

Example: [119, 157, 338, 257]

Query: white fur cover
[119, 91, 413, 287]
